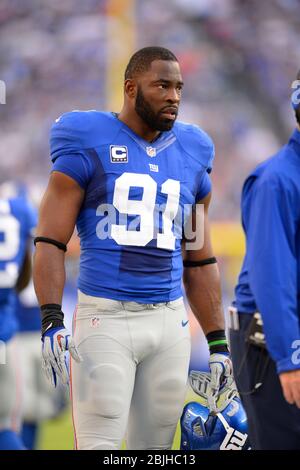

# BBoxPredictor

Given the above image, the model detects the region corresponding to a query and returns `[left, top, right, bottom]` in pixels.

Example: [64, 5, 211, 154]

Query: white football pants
[70, 291, 191, 450]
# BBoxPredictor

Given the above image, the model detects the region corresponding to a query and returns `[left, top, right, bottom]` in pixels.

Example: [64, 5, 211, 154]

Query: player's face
[135, 60, 183, 132]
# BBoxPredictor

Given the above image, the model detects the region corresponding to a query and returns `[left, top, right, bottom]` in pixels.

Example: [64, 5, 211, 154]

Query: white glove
[207, 353, 233, 413]
[42, 327, 82, 387]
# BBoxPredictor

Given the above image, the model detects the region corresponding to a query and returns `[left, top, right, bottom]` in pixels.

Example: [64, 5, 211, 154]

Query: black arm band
[34, 237, 67, 252]
[40, 303, 65, 336]
[183, 257, 217, 268]
[206, 329, 229, 354]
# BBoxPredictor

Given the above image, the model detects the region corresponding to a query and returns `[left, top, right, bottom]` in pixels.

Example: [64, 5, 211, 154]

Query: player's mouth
[160, 106, 178, 120]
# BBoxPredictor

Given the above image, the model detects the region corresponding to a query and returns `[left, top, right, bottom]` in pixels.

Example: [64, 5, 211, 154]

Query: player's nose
[166, 87, 180, 104]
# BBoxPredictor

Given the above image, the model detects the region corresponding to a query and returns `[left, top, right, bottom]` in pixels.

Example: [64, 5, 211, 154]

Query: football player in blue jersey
[33, 47, 232, 450]
[0, 184, 36, 449]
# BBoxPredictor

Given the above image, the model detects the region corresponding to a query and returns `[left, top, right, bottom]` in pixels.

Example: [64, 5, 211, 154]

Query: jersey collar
[111, 112, 175, 155]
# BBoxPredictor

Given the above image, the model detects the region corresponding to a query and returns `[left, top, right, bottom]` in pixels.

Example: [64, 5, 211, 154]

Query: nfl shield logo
[146, 146, 156, 157]
[91, 317, 101, 328]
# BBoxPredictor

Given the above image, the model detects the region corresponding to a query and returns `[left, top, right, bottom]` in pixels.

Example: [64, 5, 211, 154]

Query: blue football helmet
[181, 371, 250, 450]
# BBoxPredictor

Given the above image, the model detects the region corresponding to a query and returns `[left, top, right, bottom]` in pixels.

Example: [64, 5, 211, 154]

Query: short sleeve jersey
[51, 111, 214, 302]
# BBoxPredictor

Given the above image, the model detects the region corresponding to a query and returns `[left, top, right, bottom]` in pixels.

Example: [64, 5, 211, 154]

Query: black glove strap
[41, 303, 65, 336]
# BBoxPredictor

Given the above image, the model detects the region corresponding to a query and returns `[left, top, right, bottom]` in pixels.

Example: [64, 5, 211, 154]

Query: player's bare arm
[182, 192, 224, 334]
[33, 171, 84, 306]
[182, 191, 232, 410]
[33, 171, 84, 386]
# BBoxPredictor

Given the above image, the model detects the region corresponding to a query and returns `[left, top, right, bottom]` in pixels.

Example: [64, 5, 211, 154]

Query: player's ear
[124, 79, 137, 98]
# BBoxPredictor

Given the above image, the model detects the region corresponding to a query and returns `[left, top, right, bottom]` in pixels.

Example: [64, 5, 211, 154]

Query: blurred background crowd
[1, 0, 299, 217]
[1, 0, 300, 333]
[0, 0, 299, 448]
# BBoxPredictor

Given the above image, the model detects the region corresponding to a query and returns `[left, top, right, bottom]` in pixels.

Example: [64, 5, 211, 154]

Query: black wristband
[206, 329, 229, 354]
[41, 303, 65, 336]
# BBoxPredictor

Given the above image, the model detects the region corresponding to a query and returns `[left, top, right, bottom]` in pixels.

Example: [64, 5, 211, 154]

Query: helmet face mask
[181, 371, 250, 450]
[189, 371, 238, 413]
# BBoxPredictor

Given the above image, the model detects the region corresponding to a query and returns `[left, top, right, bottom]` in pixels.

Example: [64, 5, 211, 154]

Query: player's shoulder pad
[173, 121, 215, 172]
[50, 110, 121, 162]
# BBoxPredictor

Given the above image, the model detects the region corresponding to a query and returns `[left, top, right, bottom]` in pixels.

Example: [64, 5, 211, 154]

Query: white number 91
[111, 172, 180, 250]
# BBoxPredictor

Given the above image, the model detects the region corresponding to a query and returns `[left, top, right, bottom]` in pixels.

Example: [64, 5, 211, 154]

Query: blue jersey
[51, 111, 214, 302]
[0, 196, 37, 341]
[16, 280, 40, 333]
[234, 129, 300, 373]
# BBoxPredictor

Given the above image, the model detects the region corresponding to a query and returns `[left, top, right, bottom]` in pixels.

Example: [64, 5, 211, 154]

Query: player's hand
[42, 327, 82, 387]
[208, 353, 233, 413]
[279, 370, 300, 408]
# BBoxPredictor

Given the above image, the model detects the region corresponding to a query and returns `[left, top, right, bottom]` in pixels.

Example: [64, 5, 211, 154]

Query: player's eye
[158, 84, 168, 89]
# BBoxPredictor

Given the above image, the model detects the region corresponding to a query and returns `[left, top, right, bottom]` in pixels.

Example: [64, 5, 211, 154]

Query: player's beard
[135, 86, 176, 132]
